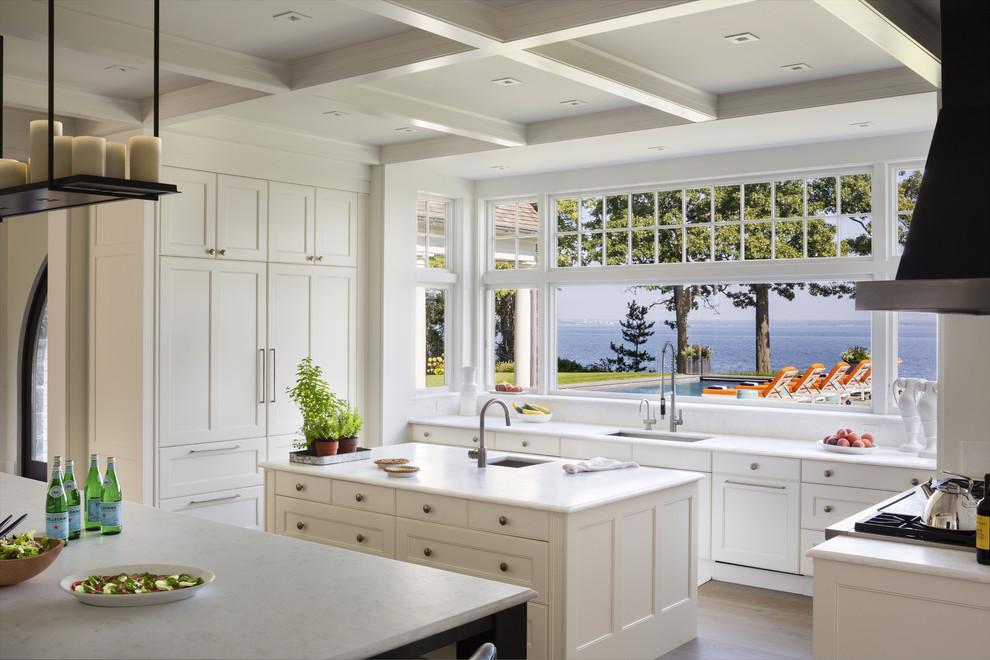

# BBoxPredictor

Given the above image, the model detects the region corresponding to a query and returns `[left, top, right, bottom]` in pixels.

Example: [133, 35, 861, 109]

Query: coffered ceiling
[1, 0, 941, 178]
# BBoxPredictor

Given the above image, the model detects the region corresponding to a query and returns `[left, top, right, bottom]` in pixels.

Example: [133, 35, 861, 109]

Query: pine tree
[609, 301, 656, 372]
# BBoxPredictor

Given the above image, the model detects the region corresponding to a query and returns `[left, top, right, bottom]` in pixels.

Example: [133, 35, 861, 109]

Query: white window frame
[416, 195, 458, 394]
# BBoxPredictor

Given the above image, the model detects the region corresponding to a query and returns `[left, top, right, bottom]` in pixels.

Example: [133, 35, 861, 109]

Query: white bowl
[520, 413, 552, 423]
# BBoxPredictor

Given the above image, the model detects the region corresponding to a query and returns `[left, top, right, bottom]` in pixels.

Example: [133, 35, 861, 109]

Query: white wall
[938, 316, 990, 477]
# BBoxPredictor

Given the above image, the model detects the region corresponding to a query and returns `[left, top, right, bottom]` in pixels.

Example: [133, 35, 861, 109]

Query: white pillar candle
[54, 136, 74, 178]
[129, 136, 161, 182]
[72, 136, 106, 176]
[28, 119, 64, 182]
[105, 142, 126, 178]
[0, 159, 28, 188]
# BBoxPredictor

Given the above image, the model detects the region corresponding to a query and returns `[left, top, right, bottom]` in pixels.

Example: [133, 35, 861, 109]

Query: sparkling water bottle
[100, 456, 122, 535]
[84, 453, 103, 532]
[45, 456, 69, 545]
[64, 459, 82, 540]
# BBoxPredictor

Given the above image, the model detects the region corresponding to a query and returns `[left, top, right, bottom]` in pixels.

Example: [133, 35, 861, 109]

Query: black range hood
[856, 0, 990, 315]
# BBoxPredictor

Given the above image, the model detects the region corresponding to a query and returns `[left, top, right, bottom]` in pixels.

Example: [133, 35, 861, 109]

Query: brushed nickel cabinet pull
[750, 463, 759, 470]
[423, 431, 431, 438]
[189, 494, 241, 505]
[423, 504, 432, 513]
[911, 478, 920, 486]
[355, 493, 364, 502]
[295, 483, 304, 491]
[823, 505, 833, 513]
[521, 440, 529, 447]
[472, 436, 478, 443]
[424, 547, 432, 557]
[725, 480, 787, 490]
[498, 515, 508, 526]
[499, 562, 508, 572]
[258, 349, 265, 404]
[188, 444, 241, 454]
[269, 350, 276, 403]
[824, 470, 833, 477]
[356, 534, 365, 543]
[296, 521, 305, 530]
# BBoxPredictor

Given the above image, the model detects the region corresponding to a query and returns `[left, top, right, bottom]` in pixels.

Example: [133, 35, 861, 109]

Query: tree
[424, 288, 445, 368]
[609, 300, 656, 372]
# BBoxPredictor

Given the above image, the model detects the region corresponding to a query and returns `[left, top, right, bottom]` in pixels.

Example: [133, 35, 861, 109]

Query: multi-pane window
[490, 287, 539, 391]
[554, 172, 872, 267]
[416, 287, 447, 389]
[417, 198, 448, 269]
[493, 201, 539, 269]
[896, 168, 923, 254]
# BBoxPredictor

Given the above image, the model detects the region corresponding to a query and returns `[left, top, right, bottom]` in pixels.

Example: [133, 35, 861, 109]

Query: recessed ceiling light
[104, 64, 137, 73]
[648, 145, 668, 151]
[560, 99, 588, 107]
[490, 165, 511, 170]
[725, 32, 759, 44]
[323, 111, 348, 118]
[395, 126, 421, 133]
[850, 121, 875, 128]
[273, 11, 311, 23]
[781, 63, 812, 72]
[492, 77, 522, 86]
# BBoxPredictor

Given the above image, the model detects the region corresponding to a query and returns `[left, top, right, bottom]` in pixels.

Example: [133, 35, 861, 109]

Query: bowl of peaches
[821, 428, 876, 453]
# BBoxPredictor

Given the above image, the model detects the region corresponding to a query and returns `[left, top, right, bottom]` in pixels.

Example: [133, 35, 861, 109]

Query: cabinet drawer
[274, 497, 395, 558]
[275, 471, 331, 503]
[411, 424, 479, 448]
[158, 485, 265, 530]
[159, 437, 265, 499]
[800, 529, 826, 576]
[634, 444, 711, 472]
[492, 431, 559, 456]
[396, 518, 548, 604]
[801, 460, 933, 491]
[332, 480, 395, 515]
[801, 483, 897, 531]
[714, 452, 800, 481]
[469, 501, 549, 541]
[396, 490, 467, 527]
[560, 437, 632, 461]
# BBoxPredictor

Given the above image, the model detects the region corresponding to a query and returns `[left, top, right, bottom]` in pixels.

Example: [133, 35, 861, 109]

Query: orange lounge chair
[839, 360, 871, 400]
[732, 366, 800, 399]
[788, 363, 827, 400]
[810, 362, 851, 402]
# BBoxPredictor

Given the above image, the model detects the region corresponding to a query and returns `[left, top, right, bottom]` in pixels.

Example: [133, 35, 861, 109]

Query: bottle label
[977, 515, 989, 551]
[46, 511, 68, 539]
[102, 475, 114, 488]
[101, 501, 121, 527]
[64, 479, 76, 491]
[48, 485, 64, 498]
[87, 498, 102, 524]
[68, 505, 82, 532]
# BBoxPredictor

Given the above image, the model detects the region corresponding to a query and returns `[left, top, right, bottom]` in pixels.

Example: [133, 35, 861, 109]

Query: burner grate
[854, 512, 976, 548]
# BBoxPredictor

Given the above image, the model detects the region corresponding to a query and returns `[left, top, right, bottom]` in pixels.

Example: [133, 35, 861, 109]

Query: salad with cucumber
[0, 530, 50, 560]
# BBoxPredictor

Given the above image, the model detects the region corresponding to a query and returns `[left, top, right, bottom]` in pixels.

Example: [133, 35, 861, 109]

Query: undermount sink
[487, 456, 553, 468]
[608, 430, 713, 443]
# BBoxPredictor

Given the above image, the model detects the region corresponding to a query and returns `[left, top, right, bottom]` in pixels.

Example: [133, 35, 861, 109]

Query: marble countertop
[261, 443, 703, 513]
[0, 472, 535, 660]
[807, 535, 990, 584]
[409, 415, 936, 470]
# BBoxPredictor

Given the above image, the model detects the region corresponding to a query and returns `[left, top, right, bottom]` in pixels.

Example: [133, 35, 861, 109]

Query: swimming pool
[605, 378, 768, 397]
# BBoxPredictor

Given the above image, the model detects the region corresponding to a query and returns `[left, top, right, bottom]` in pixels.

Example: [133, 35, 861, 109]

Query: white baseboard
[698, 558, 714, 586]
[713, 562, 813, 596]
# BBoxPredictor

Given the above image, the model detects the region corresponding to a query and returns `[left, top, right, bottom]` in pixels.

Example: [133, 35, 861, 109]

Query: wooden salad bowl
[0, 537, 65, 586]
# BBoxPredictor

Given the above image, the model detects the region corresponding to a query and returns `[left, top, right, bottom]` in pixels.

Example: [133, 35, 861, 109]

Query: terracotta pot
[337, 437, 359, 454]
[314, 439, 339, 456]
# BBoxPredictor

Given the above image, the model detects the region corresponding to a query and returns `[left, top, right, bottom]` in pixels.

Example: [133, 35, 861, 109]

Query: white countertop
[261, 443, 703, 513]
[807, 535, 990, 584]
[409, 415, 937, 470]
[0, 472, 535, 660]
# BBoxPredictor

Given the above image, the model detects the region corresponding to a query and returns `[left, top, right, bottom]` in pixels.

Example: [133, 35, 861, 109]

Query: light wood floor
[659, 581, 813, 660]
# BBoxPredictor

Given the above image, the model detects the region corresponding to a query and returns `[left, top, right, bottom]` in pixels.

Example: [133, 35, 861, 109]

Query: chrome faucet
[469, 398, 511, 467]
[659, 341, 684, 432]
[639, 399, 656, 430]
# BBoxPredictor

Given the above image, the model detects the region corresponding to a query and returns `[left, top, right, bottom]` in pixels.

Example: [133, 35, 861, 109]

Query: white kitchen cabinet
[159, 257, 267, 447]
[712, 452, 801, 574]
[269, 183, 358, 267]
[160, 168, 267, 261]
[410, 424, 480, 447]
[491, 431, 559, 456]
[267, 264, 357, 437]
[158, 437, 267, 499]
[274, 497, 396, 558]
[158, 485, 265, 530]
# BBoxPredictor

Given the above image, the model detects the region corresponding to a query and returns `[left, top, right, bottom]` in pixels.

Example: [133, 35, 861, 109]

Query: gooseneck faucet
[659, 341, 684, 432]
[640, 399, 656, 430]
[469, 398, 511, 467]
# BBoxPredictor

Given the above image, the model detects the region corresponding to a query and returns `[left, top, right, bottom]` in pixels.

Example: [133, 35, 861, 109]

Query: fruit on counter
[823, 427, 875, 447]
[512, 402, 550, 415]
[496, 383, 524, 392]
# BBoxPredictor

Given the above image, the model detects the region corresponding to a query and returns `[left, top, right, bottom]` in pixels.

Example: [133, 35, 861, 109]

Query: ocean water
[557, 318, 936, 380]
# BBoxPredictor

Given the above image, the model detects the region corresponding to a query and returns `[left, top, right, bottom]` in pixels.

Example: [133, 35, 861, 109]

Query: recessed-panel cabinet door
[160, 168, 216, 258]
[312, 268, 356, 402]
[217, 175, 268, 261]
[315, 188, 358, 266]
[269, 182, 314, 264]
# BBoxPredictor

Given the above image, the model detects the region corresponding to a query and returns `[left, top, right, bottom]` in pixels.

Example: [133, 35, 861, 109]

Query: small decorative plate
[821, 443, 874, 454]
[59, 564, 214, 607]
[375, 458, 410, 470]
[384, 465, 420, 478]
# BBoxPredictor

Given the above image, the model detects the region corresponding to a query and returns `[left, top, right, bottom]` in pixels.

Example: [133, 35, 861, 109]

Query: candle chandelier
[0, 0, 178, 220]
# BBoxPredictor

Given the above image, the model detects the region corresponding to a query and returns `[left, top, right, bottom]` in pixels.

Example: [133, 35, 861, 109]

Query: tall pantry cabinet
[155, 167, 360, 529]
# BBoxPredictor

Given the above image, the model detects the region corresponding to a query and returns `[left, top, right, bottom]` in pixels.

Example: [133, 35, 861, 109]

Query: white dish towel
[562, 457, 640, 474]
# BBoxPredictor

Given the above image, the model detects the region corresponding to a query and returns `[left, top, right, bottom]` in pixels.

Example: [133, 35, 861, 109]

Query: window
[21, 265, 48, 481]
[416, 197, 455, 390]
[896, 167, 923, 254]
[489, 287, 539, 390]
[493, 202, 539, 269]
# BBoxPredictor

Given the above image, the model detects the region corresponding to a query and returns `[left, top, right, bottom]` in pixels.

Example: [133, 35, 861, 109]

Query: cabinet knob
[472, 436, 479, 443]
[499, 515, 508, 526]
[207, 248, 216, 255]
[750, 463, 759, 471]
[296, 521, 305, 530]
[823, 505, 833, 513]
[355, 493, 364, 502]
[824, 470, 833, 478]
[317, 255, 325, 262]
[911, 478, 920, 486]
[306, 255, 315, 262]
[521, 440, 529, 447]
[424, 547, 432, 557]
[423, 504, 432, 513]
[295, 483, 304, 491]
[423, 431, 431, 438]
[499, 562, 509, 573]
[219, 248, 226, 256]
[356, 534, 365, 543]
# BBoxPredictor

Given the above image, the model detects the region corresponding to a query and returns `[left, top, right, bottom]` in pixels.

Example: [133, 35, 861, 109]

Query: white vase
[892, 378, 924, 452]
[915, 380, 938, 458]
[459, 367, 479, 416]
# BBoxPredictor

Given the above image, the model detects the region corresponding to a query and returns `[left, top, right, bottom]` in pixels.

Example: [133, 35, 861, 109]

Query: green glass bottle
[100, 456, 122, 535]
[84, 453, 103, 532]
[64, 459, 82, 540]
[45, 456, 69, 545]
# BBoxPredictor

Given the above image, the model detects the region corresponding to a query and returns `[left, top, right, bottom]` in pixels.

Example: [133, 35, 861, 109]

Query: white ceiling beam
[380, 134, 504, 164]
[338, 0, 502, 48]
[316, 87, 526, 147]
[2, 75, 143, 123]
[527, 106, 691, 145]
[150, 83, 272, 125]
[510, 41, 717, 122]
[814, 0, 940, 87]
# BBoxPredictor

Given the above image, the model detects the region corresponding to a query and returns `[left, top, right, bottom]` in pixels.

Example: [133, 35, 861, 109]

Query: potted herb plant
[286, 357, 348, 456]
[328, 402, 363, 454]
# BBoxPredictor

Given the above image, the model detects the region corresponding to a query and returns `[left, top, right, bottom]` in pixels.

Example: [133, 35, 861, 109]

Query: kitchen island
[262, 443, 704, 659]
[0, 472, 535, 660]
